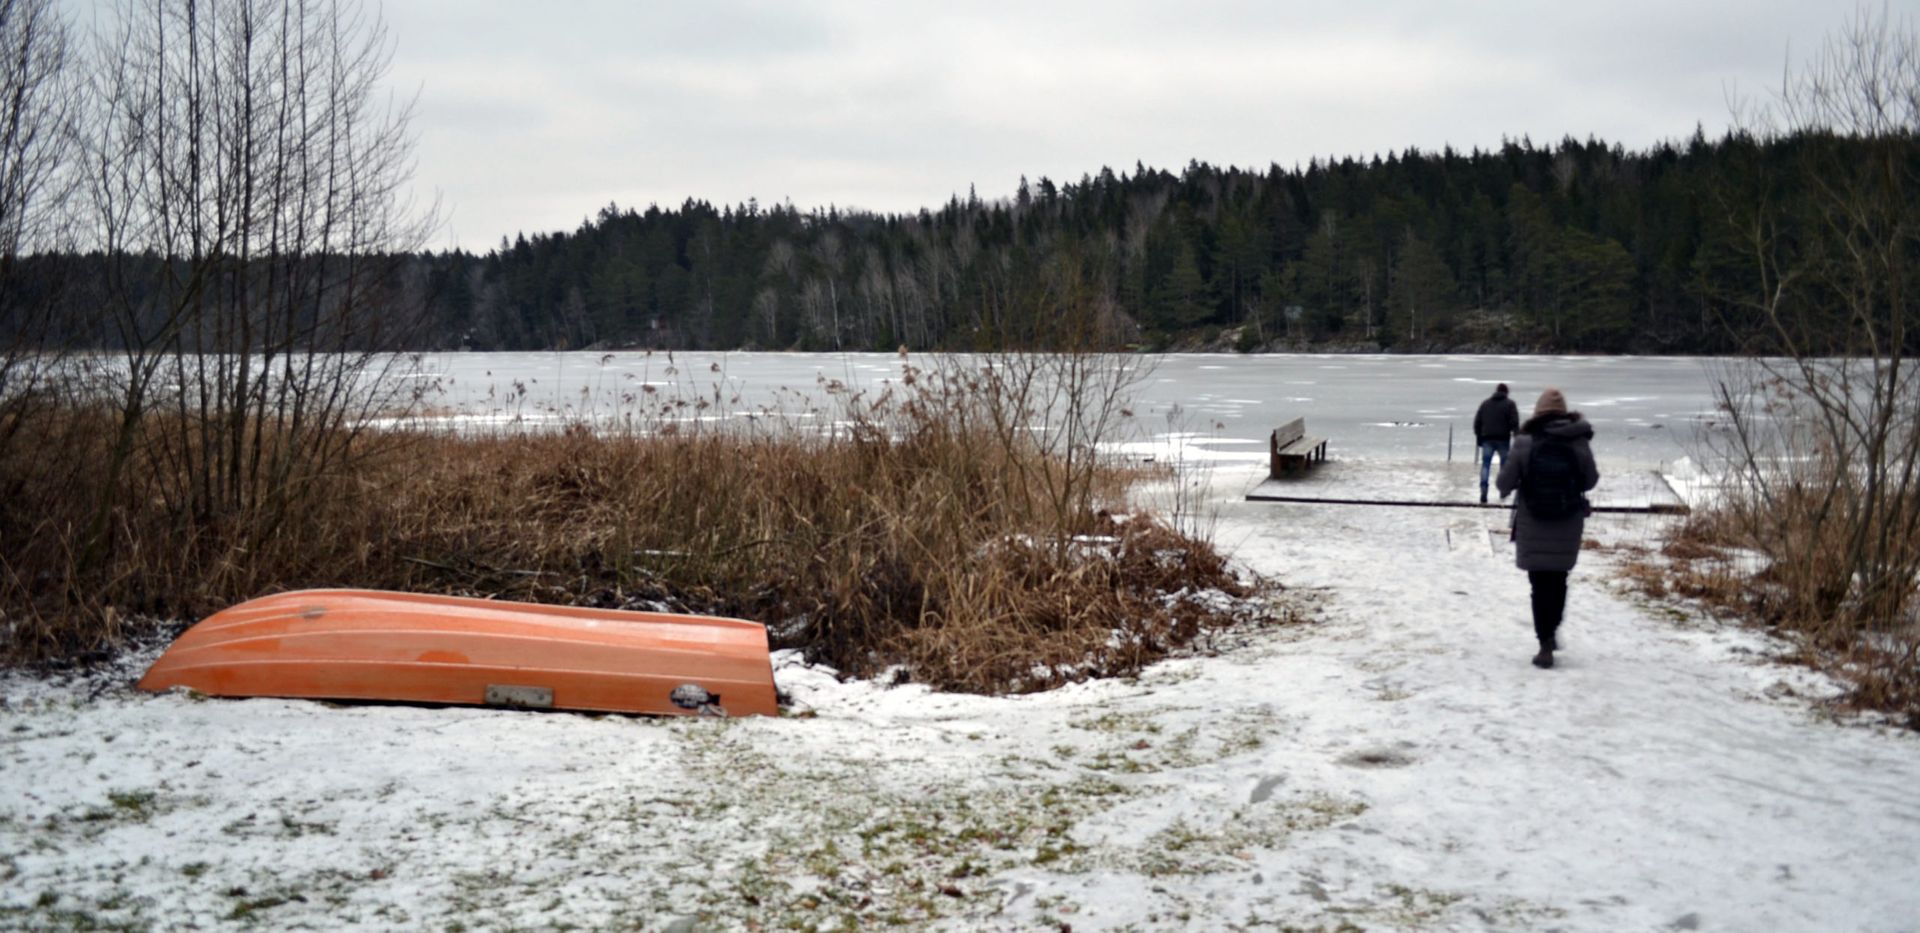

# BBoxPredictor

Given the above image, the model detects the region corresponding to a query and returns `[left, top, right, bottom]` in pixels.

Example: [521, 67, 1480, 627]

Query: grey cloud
[387, 0, 837, 67]
[369, 0, 1890, 248]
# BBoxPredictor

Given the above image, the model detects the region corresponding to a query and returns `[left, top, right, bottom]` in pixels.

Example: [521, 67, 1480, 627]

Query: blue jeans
[1478, 439, 1510, 490]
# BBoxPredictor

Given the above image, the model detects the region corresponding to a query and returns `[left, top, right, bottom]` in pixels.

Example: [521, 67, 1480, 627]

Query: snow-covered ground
[4, 462, 1918, 931]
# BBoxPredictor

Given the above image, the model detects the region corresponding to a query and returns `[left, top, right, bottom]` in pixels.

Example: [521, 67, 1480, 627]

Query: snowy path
[3, 465, 1918, 930]
[1171, 468, 1920, 931]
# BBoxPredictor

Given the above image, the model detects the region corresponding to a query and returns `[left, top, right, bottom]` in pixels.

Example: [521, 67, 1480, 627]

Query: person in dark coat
[1495, 387, 1600, 669]
[1472, 383, 1521, 503]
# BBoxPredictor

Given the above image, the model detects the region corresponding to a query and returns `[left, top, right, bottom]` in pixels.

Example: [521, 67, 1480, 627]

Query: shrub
[0, 357, 1272, 695]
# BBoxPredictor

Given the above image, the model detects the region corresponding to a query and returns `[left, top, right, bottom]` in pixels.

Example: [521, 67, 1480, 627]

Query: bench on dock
[1269, 417, 1329, 477]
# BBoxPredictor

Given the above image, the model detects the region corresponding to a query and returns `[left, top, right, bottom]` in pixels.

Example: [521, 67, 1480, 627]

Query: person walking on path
[1472, 383, 1521, 503]
[1495, 387, 1600, 669]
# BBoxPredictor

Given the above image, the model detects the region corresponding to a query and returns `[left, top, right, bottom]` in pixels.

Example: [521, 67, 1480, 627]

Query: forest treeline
[16, 131, 1911, 354]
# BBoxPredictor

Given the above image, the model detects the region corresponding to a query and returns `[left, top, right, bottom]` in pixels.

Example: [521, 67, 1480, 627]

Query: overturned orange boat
[137, 589, 778, 717]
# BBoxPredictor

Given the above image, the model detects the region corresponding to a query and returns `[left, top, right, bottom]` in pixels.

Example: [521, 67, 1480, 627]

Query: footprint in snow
[1338, 745, 1418, 768]
[1249, 774, 1286, 803]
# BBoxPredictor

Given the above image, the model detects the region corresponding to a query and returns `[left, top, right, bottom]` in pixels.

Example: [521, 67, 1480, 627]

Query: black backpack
[1522, 433, 1585, 520]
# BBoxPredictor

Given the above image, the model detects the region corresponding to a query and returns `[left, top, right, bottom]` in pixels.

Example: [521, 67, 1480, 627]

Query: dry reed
[1622, 479, 1920, 726]
[0, 361, 1272, 694]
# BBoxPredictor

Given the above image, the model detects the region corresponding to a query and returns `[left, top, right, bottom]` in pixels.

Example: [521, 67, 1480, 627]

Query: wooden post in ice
[1448, 422, 1454, 462]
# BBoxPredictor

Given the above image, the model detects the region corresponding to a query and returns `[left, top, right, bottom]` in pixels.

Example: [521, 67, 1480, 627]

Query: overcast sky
[373, 1, 1867, 252]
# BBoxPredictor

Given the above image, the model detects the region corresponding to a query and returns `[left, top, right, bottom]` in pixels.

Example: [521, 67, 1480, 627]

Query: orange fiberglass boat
[137, 589, 778, 717]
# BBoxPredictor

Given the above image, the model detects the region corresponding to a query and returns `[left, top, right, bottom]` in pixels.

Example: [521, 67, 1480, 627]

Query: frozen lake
[397, 351, 1735, 470]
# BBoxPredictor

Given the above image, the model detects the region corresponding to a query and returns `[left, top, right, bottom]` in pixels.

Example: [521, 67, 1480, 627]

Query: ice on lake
[396, 351, 1732, 470]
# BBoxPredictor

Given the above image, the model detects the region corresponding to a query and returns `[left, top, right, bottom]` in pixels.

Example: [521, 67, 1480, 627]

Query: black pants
[1528, 570, 1568, 645]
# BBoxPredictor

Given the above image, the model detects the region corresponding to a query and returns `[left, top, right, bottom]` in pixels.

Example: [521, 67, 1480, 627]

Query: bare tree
[810, 230, 844, 349]
[1708, 4, 1920, 705]
[0, 0, 79, 460]
[937, 244, 1154, 559]
[751, 285, 778, 347]
[81, 0, 434, 564]
[0, 0, 74, 259]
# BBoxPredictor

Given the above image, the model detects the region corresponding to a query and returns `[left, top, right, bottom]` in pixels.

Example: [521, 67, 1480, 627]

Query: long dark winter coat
[1495, 413, 1600, 572]
[1472, 388, 1520, 443]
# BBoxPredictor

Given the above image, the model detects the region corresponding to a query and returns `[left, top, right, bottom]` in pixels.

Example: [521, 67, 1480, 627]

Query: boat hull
[136, 589, 779, 717]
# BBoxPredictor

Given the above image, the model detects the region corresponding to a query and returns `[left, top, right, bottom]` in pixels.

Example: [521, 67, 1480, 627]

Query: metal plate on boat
[485, 684, 554, 708]
[670, 683, 712, 709]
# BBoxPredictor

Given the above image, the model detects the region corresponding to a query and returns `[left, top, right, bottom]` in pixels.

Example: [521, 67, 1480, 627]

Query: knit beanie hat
[1494, 382, 1509, 396]
[1534, 387, 1568, 419]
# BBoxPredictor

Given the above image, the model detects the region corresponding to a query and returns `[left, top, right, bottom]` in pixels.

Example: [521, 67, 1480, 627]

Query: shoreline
[5, 464, 1916, 930]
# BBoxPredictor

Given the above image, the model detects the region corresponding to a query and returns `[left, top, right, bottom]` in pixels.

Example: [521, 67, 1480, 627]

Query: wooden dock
[1244, 460, 1689, 515]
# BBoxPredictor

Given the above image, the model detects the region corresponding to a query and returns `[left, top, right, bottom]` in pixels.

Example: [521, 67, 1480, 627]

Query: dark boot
[1532, 644, 1554, 669]
[1479, 485, 1489, 504]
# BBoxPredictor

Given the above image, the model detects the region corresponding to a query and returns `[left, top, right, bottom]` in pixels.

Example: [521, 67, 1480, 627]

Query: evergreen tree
[13, 133, 1906, 356]
[1387, 229, 1456, 343]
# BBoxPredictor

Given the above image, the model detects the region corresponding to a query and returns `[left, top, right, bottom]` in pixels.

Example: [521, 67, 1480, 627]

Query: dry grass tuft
[1621, 490, 1920, 727]
[0, 361, 1276, 694]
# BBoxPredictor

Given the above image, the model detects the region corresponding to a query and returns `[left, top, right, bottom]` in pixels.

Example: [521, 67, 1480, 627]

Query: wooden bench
[1269, 417, 1329, 477]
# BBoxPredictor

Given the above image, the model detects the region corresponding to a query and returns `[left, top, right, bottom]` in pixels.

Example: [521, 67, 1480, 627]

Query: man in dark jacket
[1471, 383, 1521, 503]
[1496, 387, 1600, 669]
